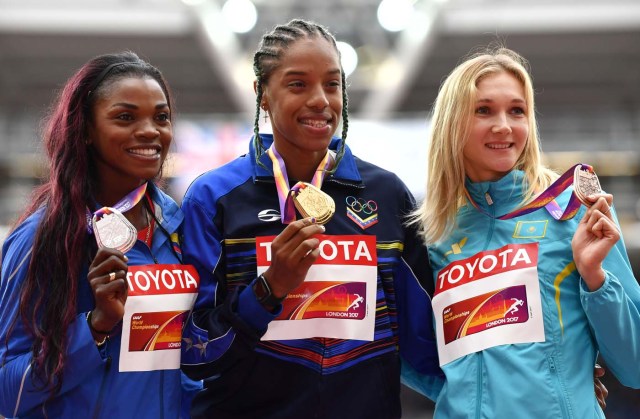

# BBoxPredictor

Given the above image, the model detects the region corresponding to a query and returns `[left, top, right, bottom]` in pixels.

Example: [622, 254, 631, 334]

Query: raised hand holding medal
[571, 165, 618, 291]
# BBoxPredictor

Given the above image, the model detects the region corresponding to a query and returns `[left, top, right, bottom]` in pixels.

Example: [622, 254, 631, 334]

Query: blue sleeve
[179, 186, 276, 381]
[0, 222, 105, 417]
[400, 355, 444, 401]
[179, 371, 202, 419]
[579, 209, 640, 388]
[393, 185, 444, 400]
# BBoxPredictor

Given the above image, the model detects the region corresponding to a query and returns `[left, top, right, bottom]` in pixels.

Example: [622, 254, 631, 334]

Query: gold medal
[92, 208, 137, 253]
[292, 183, 335, 225]
[573, 165, 602, 206]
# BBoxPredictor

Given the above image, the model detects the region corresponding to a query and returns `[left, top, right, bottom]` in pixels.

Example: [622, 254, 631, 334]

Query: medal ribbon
[465, 163, 592, 221]
[267, 145, 334, 224]
[86, 183, 148, 233]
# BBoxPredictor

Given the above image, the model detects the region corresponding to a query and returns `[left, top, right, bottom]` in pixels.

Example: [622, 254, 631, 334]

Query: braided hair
[252, 19, 349, 173]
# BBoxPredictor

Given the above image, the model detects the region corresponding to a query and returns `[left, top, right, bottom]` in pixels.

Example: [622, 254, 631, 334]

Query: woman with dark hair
[179, 19, 440, 418]
[0, 51, 200, 418]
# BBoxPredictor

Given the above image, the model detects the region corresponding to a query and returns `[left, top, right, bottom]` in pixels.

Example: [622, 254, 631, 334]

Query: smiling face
[88, 76, 171, 197]
[262, 37, 343, 167]
[463, 71, 529, 182]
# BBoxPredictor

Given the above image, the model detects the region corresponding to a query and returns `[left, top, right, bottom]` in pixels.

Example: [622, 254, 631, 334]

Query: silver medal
[92, 208, 137, 253]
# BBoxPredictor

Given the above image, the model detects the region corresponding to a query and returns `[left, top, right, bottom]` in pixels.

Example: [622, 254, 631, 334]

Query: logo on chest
[513, 220, 548, 239]
[258, 209, 281, 222]
[345, 196, 378, 230]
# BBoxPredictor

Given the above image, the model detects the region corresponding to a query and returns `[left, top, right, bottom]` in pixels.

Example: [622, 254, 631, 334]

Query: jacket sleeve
[400, 355, 445, 402]
[180, 192, 277, 381]
[393, 182, 444, 401]
[0, 221, 105, 417]
[179, 371, 202, 419]
[579, 208, 640, 388]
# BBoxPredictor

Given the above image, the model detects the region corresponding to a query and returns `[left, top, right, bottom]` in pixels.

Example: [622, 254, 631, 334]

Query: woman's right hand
[262, 218, 325, 298]
[572, 194, 619, 291]
[87, 247, 129, 335]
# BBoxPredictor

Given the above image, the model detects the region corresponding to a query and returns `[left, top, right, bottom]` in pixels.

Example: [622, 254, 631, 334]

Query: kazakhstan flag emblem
[513, 220, 548, 239]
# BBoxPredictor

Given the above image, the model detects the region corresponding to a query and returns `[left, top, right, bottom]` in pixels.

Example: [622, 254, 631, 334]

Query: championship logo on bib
[119, 264, 199, 372]
[257, 234, 377, 341]
[432, 243, 545, 365]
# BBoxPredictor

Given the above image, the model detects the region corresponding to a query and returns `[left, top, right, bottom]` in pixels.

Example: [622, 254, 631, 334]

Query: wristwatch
[253, 274, 286, 308]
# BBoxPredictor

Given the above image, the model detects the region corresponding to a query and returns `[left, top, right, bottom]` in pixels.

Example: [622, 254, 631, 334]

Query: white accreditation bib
[257, 234, 377, 341]
[119, 264, 199, 372]
[432, 243, 545, 366]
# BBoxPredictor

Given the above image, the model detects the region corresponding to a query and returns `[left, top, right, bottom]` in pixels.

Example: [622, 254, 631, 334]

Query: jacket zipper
[482, 191, 496, 250]
[160, 370, 165, 419]
[143, 240, 159, 264]
[92, 355, 112, 419]
[548, 355, 571, 418]
[324, 178, 365, 189]
[475, 353, 483, 419]
[320, 337, 328, 372]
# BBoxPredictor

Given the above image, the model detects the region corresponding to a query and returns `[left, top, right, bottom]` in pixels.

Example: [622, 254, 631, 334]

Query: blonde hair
[412, 46, 557, 244]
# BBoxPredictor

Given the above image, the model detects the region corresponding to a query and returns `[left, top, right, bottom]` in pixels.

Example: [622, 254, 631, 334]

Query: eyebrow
[476, 98, 526, 104]
[110, 102, 169, 109]
[283, 68, 342, 77]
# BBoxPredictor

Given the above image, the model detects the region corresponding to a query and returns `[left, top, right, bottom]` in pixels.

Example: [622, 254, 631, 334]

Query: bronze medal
[92, 208, 137, 253]
[573, 165, 602, 206]
[292, 183, 335, 225]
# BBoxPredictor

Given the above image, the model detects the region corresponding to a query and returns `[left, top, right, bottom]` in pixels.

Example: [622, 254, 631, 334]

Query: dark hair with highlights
[252, 19, 349, 172]
[5, 51, 172, 396]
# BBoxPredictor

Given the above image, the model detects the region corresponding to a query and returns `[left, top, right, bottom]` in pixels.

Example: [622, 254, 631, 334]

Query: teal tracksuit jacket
[403, 170, 640, 418]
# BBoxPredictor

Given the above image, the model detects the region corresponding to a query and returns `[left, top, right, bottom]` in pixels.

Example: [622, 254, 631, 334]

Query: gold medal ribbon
[267, 145, 334, 224]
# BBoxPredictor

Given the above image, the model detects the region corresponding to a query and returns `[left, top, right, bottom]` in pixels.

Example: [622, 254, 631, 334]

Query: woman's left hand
[594, 363, 609, 410]
[572, 194, 620, 291]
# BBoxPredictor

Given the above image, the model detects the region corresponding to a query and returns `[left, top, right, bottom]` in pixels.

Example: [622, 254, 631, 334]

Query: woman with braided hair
[180, 19, 441, 418]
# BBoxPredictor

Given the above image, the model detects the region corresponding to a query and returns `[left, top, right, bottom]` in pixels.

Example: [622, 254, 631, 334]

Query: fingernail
[123, 255, 129, 261]
[319, 225, 325, 232]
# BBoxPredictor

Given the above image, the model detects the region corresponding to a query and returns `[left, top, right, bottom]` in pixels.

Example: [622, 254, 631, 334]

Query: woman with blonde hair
[406, 47, 640, 418]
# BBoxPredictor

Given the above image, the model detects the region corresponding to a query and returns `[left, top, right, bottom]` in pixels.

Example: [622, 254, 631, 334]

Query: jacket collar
[464, 170, 527, 215]
[146, 182, 183, 235]
[250, 134, 363, 186]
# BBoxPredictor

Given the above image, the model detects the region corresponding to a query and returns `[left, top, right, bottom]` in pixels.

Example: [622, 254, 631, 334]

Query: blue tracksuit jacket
[0, 184, 201, 418]
[180, 135, 442, 419]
